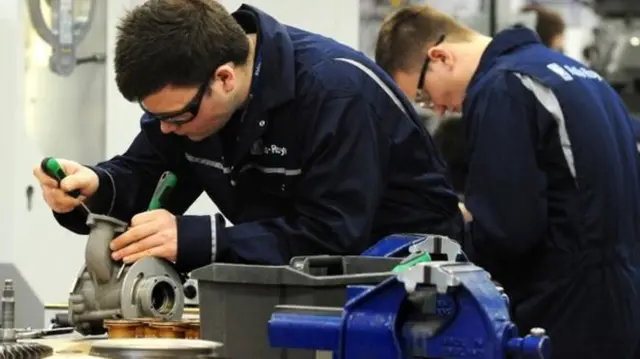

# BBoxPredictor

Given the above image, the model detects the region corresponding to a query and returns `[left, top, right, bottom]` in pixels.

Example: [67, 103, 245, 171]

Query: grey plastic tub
[190, 255, 401, 359]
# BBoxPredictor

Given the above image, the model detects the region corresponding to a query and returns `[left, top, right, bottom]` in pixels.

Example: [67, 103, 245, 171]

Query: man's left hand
[111, 209, 178, 264]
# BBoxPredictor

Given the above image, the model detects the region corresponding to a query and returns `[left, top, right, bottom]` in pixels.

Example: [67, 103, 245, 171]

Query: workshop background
[0, 0, 629, 329]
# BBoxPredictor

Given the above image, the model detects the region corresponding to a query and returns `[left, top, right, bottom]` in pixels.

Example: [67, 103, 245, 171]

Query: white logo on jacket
[251, 139, 288, 157]
[547, 62, 603, 82]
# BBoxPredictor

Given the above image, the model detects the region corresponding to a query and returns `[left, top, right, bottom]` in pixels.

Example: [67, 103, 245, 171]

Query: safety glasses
[415, 34, 445, 109]
[139, 75, 213, 125]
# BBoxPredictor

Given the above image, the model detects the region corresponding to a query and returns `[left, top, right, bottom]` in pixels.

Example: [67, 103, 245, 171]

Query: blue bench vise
[268, 260, 551, 359]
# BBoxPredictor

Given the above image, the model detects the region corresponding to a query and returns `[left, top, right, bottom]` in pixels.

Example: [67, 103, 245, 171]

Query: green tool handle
[147, 171, 178, 210]
[40, 157, 81, 198]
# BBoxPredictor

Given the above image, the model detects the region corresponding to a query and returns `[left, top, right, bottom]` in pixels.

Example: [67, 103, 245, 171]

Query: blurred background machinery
[584, 0, 640, 115]
[26, 0, 105, 76]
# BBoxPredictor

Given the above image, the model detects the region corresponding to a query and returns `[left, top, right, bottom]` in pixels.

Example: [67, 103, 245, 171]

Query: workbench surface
[23, 334, 222, 358]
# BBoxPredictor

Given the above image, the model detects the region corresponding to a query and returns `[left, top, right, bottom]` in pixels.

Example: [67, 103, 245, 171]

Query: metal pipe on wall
[26, 0, 103, 76]
[24, 0, 107, 165]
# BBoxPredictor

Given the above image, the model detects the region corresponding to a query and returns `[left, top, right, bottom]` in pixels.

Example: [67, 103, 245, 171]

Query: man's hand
[110, 209, 178, 263]
[459, 202, 473, 222]
[33, 158, 99, 213]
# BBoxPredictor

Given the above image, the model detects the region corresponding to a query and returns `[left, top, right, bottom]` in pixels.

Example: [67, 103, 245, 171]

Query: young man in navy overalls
[376, 4, 640, 358]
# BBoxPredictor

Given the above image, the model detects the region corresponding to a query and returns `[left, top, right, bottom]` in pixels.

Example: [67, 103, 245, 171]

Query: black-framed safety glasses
[139, 74, 213, 125]
[416, 34, 446, 109]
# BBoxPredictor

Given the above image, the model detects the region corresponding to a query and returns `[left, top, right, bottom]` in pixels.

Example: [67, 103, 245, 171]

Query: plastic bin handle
[290, 256, 345, 274]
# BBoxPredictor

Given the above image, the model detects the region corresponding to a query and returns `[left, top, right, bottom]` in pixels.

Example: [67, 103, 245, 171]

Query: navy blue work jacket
[55, 5, 462, 273]
[462, 27, 640, 359]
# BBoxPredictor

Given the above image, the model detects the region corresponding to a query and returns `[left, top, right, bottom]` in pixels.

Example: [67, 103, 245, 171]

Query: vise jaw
[399, 261, 550, 359]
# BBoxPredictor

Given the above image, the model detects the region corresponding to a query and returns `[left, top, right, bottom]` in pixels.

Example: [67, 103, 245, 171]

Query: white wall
[26, 1, 106, 165]
[3, 0, 107, 306]
[0, 0, 23, 265]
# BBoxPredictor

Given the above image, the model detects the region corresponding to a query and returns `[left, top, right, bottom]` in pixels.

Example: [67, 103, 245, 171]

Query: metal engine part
[0, 280, 53, 359]
[0, 280, 16, 342]
[69, 214, 185, 335]
[183, 279, 199, 306]
[0, 343, 54, 359]
[89, 338, 222, 359]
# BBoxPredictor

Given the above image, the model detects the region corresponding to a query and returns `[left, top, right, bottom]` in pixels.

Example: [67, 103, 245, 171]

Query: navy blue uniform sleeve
[54, 129, 203, 234]
[176, 95, 390, 271]
[464, 89, 547, 265]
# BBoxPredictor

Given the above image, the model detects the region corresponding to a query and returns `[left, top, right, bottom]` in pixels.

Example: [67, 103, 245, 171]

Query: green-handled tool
[40, 157, 90, 213]
[115, 171, 177, 280]
[41, 157, 82, 198]
[392, 251, 432, 273]
[147, 171, 178, 210]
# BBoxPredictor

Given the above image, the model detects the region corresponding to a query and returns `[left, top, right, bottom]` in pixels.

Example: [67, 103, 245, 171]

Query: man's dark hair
[115, 0, 250, 101]
[521, 4, 566, 48]
[432, 118, 468, 194]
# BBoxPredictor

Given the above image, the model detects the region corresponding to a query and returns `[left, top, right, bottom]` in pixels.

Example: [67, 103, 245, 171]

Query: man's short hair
[521, 4, 566, 48]
[375, 5, 474, 76]
[115, 0, 250, 102]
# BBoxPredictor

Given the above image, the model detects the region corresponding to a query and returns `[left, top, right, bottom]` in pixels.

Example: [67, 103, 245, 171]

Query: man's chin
[185, 127, 220, 142]
[187, 134, 208, 142]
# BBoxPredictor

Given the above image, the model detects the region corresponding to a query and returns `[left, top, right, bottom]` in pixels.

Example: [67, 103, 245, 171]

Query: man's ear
[215, 65, 236, 93]
[428, 47, 447, 63]
[428, 46, 456, 70]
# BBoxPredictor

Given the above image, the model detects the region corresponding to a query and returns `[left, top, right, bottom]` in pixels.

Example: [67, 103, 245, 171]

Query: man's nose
[160, 121, 177, 134]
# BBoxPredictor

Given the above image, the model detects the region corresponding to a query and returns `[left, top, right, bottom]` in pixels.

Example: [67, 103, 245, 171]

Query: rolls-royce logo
[251, 139, 288, 156]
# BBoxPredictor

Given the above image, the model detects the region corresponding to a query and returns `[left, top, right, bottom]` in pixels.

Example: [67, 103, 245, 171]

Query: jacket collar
[467, 26, 541, 91]
[233, 4, 296, 110]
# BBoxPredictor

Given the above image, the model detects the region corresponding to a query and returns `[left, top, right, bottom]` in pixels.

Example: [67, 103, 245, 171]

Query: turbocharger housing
[68, 214, 184, 335]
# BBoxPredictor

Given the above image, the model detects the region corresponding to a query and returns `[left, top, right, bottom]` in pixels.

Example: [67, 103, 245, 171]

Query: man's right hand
[458, 202, 473, 222]
[33, 158, 99, 213]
